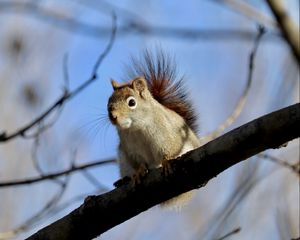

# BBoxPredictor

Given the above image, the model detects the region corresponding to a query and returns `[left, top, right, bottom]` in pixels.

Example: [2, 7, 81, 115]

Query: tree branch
[0, 1, 281, 42]
[212, 0, 277, 28]
[0, 13, 117, 143]
[266, 0, 300, 65]
[202, 25, 265, 143]
[0, 159, 116, 188]
[26, 103, 299, 240]
[216, 227, 241, 240]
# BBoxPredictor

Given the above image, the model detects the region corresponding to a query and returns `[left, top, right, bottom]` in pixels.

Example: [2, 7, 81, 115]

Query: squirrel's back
[127, 50, 198, 133]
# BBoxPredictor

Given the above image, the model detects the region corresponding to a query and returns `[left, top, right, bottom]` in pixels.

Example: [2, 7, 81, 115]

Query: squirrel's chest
[119, 129, 166, 168]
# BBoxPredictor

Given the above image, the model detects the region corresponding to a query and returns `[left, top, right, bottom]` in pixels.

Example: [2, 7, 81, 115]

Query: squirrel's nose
[109, 110, 118, 123]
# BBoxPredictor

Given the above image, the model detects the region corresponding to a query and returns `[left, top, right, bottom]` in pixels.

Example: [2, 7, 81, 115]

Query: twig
[211, 0, 276, 28]
[0, 1, 281, 42]
[31, 125, 44, 175]
[0, 191, 100, 239]
[76, 0, 148, 26]
[215, 227, 241, 240]
[28, 123, 66, 186]
[0, 13, 117, 143]
[0, 159, 116, 188]
[200, 160, 259, 239]
[21, 105, 65, 140]
[0, 152, 81, 239]
[259, 153, 300, 176]
[81, 169, 108, 191]
[25, 190, 105, 238]
[0, 150, 78, 239]
[26, 103, 299, 239]
[63, 53, 70, 90]
[266, 0, 300, 65]
[13, 149, 109, 236]
[201, 25, 265, 143]
[0, 177, 70, 240]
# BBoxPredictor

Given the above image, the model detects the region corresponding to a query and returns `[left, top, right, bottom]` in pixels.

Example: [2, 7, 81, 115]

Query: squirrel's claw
[132, 163, 149, 186]
[162, 158, 173, 176]
[114, 164, 149, 188]
[113, 176, 131, 188]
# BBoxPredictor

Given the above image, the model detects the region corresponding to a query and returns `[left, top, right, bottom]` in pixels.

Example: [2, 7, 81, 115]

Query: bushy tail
[127, 49, 199, 133]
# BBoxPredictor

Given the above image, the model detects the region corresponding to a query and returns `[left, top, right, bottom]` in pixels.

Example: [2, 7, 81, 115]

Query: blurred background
[0, 0, 299, 239]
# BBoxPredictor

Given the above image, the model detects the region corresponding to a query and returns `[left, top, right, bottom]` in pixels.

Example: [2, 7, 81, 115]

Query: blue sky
[0, 1, 299, 239]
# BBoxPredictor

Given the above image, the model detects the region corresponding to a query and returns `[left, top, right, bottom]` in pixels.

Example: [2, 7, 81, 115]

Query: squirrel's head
[107, 77, 152, 130]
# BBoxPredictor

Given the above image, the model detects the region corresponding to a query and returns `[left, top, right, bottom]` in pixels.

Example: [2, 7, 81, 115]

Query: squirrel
[107, 51, 200, 208]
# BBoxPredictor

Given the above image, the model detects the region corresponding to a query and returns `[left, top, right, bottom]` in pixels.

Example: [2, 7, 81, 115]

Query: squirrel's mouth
[109, 115, 132, 129]
[108, 110, 132, 129]
[117, 118, 132, 129]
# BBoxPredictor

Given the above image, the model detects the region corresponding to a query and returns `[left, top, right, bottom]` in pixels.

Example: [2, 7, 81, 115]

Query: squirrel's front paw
[162, 158, 173, 176]
[113, 176, 131, 188]
[132, 163, 149, 186]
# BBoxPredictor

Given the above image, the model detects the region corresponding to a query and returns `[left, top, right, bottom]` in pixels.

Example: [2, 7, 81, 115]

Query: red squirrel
[108, 51, 200, 208]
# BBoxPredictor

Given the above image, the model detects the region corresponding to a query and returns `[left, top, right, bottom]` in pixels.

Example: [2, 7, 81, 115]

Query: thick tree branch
[266, 0, 300, 64]
[26, 103, 299, 240]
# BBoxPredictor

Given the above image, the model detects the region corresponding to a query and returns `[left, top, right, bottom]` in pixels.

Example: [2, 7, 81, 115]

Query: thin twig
[14, 190, 105, 239]
[211, 0, 277, 28]
[259, 153, 300, 176]
[0, 177, 70, 240]
[200, 160, 259, 239]
[81, 169, 109, 191]
[201, 25, 265, 144]
[63, 53, 70, 90]
[215, 227, 241, 240]
[0, 13, 117, 143]
[0, 1, 281, 42]
[31, 126, 44, 175]
[21, 105, 65, 139]
[266, 0, 300, 65]
[0, 159, 116, 188]
[29, 124, 65, 185]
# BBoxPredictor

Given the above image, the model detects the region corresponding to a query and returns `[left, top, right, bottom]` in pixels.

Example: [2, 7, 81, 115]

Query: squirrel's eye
[126, 96, 137, 109]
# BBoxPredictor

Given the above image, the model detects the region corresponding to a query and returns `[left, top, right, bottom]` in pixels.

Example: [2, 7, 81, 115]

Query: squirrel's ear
[111, 79, 119, 90]
[132, 77, 147, 94]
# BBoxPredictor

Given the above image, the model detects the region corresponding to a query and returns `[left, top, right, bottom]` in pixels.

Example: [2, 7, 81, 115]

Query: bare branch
[81, 169, 110, 191]
[211, 0, 276, 28]
[63, 53, 70, 90]
[266, 0, 300, 64]
[201, 26, 265, 143]
[26, 103, 299, 240]
[0, 13, 117, 143]
[0, 1, 281, 42]
[201, 161, 259, 239]
[215, 227, 241, 240]
[259, 153, 300, 177]
[0, 159, 116, 188]
[0, 177, 70, 240]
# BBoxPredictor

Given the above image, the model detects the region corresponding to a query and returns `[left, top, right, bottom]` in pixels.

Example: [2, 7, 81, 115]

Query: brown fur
[127, 50, 198, 133]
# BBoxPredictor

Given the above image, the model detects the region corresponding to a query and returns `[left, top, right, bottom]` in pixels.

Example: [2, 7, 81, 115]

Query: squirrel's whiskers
[80, 111, 111, 146]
